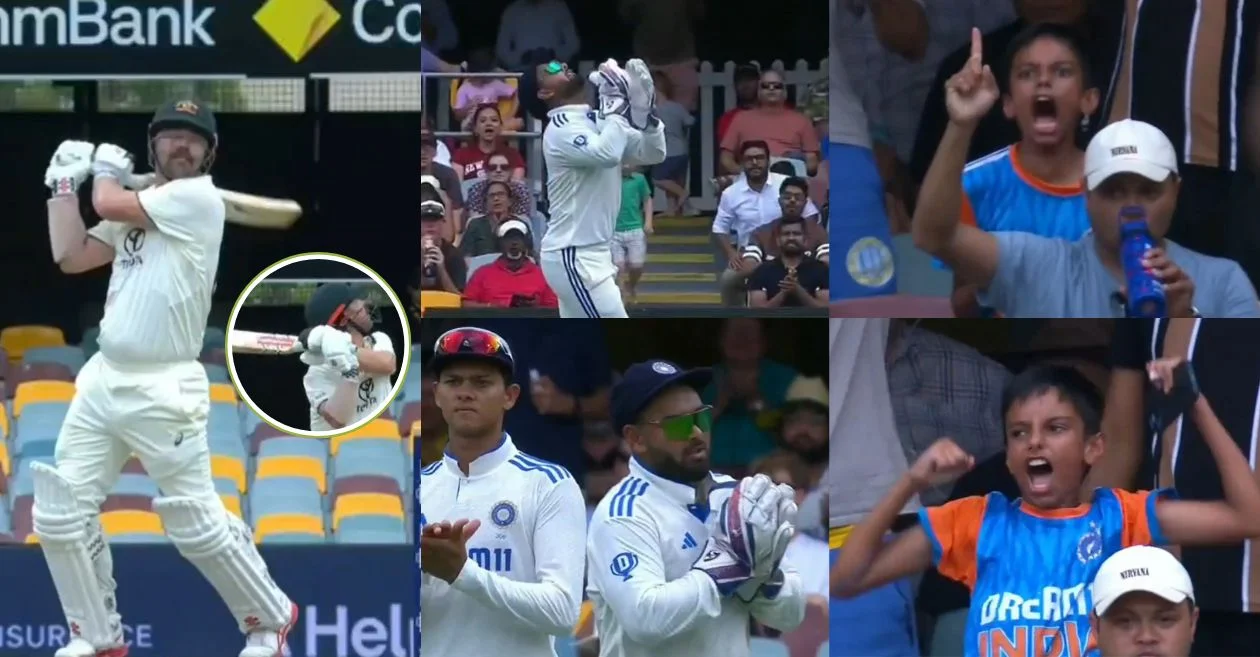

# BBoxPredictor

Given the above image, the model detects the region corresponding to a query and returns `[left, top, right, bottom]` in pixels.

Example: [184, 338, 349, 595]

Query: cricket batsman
[533, 58, 667, 318]
[587, 360, 806, 656]
[299, 282, 397, 431]
[419, 327, 586, 656]
[39, 100, 295, 657]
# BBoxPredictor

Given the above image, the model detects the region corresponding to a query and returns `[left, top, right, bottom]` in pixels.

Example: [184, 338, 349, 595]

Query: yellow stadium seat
[100, 510, 164, 536]
[13, 380, 76, 417]
[254, 513, 325, 543]
[220, 495, 242, 518]
[1, 325, 66, 363]
[420, 291, 461, 315]
[209, 383, 237, 405]
[332, 492, 403, 531]
[0, 409, 9, 438]
[210, 454, 247, 493]
[448, 77, 521, 130]
[24, 533, 39, 544]
[255, 456, 327, 494]
[331, 419, 401, 455]
[0, 441, 9, 476]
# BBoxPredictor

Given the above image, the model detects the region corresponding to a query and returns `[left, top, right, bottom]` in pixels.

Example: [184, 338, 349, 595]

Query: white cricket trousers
[540, 245, 629, 318]
[55, 352, 223, 517]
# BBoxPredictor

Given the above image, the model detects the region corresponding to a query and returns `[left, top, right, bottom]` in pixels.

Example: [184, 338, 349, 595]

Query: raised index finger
[970, 27, 983, 63]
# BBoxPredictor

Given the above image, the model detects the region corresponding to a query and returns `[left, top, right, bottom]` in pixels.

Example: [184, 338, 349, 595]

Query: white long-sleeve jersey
[586, 458, 806, 657]
[540, 105, 667, 252]
[420, 434, 586, 657]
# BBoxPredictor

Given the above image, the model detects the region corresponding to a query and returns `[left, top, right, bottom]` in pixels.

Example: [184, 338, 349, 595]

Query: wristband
[50, 177, 78, 197]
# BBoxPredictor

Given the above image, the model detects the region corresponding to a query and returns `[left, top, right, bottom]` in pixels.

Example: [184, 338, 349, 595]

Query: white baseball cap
[1084, 120, 1179, 191]
[497, 219, 530, 237]
[1091, 546, 1195, 615]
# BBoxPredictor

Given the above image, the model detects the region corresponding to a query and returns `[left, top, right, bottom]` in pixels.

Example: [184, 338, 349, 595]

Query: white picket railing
[421, 59, 824, 211]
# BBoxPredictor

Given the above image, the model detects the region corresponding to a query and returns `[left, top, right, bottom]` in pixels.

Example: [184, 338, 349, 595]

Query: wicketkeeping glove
[625, 59, 660, 130]
[690, 536, 754, 596]
[588, 59, 633, 124]
[92, 143, 135, 181]
[723, 475, 798, 568]
[44, 140, 95, 197]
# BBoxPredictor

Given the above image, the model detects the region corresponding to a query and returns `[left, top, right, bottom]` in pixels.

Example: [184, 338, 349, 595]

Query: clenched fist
[908, 438, 976, 489]
[44, 140, 95, 196]
[92, 143, 135, 181]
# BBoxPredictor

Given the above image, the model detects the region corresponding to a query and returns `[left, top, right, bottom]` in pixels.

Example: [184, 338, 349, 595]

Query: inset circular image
[226, 253, 413, 438]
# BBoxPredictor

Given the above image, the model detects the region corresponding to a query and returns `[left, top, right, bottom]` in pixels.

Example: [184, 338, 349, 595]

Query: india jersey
[960, 145, 1088, 238]
[304, 331, 395, 431]
[921, 487, 1173, 657]
[420, 434, 586, 657]
[90, 176, 224, 364]
[587, 458, 806, 657]
[540, 105, 666, 252]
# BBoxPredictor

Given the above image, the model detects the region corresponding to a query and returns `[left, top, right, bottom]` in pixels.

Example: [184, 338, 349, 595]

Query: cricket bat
[229, 329, 314, 355]
[122, 173, 301, 229]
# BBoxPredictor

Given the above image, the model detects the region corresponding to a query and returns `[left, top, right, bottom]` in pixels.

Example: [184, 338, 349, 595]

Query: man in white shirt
[38, 100, 295, 657]
[496, 0, 581, 68]
[420, 327, 586, 657]
[300, 283, 398, 432]
[535, 58, 666, 318]
[587, 360, 806, 656]
[1090, 546, 1198, 657]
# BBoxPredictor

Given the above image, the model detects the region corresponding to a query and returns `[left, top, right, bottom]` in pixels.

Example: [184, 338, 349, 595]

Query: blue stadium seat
[208, 404, 242, 442]
[259, 532, 326, 544]
[335, 515, 406, 544]
[22, 346, 86, 374]
[214, 477, 238, 496]
[749, 638, 789, 657]
[202, 327, 226, 354]
[553, 636, 578, 657]
[15, 437, 56, 460]
[204, 363, 230, 384]
[0, 501, 10, 533]
[241, 407, 263, 439]
[110, 474, 159, 498]
[111, 533, 168, 544]
[208, 428, 247, 461]
[15, 403, 68, 441]
[258, 437, 328, 463]
[333, 440, 407, 491]
[247, 477, 322, 525]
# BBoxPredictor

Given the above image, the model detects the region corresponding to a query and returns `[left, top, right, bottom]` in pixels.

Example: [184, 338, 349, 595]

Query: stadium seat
[204, 363, 230, 384]
[210, 454, 247, 493]
[466, 253, 499, 279]
[110, 474, 159, 498]
[334, 515, 406, 544]
[257, 436, 328, 462]
[121, 458, 147, 475]
[10, 363, 76, 395]
[11, 495, 33, 537]
[0, 441, 10, 478]
[331, 419, 401, 455]
[213, 477, 238, 496]
[399, 402, 421, 436]
[22, 346, 86, 374]
[419, 291, 461, 315]
[102, 495, 154, 513]
[13, 381, 75, 417]
[16, 403, 68, 444]
[201, 348, 226, 366]
[255, 455, 327, 494]
[111, 533, 168, 544]
[332, 492, 403, 531]
[221, 494, 243, 518]
[0, 325, 66, 364]
[749, 638, 789, 657]
[203, 327, 226, 354]
[553, 635, 578, 657]
[254, 513, 325, 543]
[332, 474, 402, 500]
[0, 409, 9, 438]
[208, 404, 243, 443]
[248, 477, 322, 525]
[333, 440, 407, 490]
[0, 501, 11, 533]
[448, 76, 520, 130]
[209, 383, 237, 405]
[100, 510, 164, 537]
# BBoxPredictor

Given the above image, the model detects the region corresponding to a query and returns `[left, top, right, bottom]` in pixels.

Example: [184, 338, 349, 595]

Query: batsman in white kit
[533, 58, 667, 318]
[40, 100, 296, 657]
[587, 361, 806, 657]
[299, 282, 398, 431]
[420, 327, 586, 657]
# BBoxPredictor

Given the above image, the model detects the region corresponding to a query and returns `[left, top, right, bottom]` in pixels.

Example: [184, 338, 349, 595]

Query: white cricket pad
[30, 462, 122, 648]
[153, 496, 293, 633]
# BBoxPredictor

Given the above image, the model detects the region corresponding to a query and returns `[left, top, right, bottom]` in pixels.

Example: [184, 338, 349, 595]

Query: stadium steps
[636, 215, 721, 304]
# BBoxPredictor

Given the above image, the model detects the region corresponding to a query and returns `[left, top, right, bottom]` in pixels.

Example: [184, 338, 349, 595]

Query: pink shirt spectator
[455, 80, 517, 111]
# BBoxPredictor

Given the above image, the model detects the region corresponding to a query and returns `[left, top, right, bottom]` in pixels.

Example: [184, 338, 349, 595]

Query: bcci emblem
[846, 236, 895, 289]
[491, 501, 518, 528]
[1076, 521, 1103, 564]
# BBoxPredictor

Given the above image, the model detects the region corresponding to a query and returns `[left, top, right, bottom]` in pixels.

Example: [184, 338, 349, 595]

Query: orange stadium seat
[13, 380, 75, 417]
[254, 513, 324, 543]
[0, 442, 8, 479]
[420, 291, 461, 315]
[210, 454, 247, 493]
[255, 456, 327, 494]
[330, 419, 401, 455]
[331, 492, 403, 531]
[0, 325, 66, 364]
[24, 533, 39, 545]
[100, 510, 164, 537]
[209, 383, 237, 405]
[220, 494, 243, 518]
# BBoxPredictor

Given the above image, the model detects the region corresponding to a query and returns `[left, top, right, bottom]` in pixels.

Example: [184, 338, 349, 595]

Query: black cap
[149, 99, 217, 147]
[611, 360, 712, 432]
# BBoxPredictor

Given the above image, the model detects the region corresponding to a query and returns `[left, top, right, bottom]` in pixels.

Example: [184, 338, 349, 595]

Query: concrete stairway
[634, 215, 722, 305]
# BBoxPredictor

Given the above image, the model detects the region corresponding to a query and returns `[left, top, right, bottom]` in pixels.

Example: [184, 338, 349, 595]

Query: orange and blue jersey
[960, 144, 1088, 237]
[920, 487, 1174, 657]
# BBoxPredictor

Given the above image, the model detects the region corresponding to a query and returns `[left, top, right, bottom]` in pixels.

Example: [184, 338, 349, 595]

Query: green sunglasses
[544, 60, 565, 75]
[645, 405, 714, 441]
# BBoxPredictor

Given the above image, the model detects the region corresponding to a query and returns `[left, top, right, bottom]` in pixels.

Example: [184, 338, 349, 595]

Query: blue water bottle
[1119, 206, 1166, 317]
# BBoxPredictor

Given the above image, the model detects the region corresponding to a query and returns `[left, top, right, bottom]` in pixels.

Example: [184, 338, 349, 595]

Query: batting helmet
[304, 282, 379, 329]
[428, 327, 515, 379]
[148, 98, 219, 173]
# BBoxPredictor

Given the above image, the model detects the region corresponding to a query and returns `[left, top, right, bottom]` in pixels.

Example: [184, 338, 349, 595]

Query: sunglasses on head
[436, 328, 507, 358]
[644, 405, 714, 441]
[544, 61, 565, 75]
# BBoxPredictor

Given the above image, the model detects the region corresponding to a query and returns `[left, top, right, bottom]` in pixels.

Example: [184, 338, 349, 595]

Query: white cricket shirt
[91, 176, 224, 364]
[540, 105, 666, 252]
[304, 331, 395, 431]
[420, 434, 586, 657]
[587, 458, 806, 657]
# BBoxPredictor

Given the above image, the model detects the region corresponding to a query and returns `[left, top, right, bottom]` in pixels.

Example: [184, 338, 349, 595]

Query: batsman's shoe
[625, 59, 659, 129]
[691, 536, 753, 596]
[239, 602, 299, 657]
[54, 638, 127, 657]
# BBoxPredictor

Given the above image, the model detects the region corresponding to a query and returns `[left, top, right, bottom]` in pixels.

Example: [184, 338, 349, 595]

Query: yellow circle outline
[224, 251, 414, 439]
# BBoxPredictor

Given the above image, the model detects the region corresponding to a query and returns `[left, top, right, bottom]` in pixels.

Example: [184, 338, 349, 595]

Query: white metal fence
[422, 59, 824, 211]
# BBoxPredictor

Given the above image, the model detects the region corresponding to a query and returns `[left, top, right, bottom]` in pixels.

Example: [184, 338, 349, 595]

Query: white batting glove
[122, 171, 156, 190]
[44, 140, 95, 197]
[92, 143, 135, 181]
[321, 330, 359, 378]
[625, 58, 659, 130]
[304, 325, 336, 353]
[587, 59, 633, 124]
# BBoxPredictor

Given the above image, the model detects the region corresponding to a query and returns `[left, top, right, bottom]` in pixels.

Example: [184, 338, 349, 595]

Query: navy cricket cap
[611, 360, 712, 432]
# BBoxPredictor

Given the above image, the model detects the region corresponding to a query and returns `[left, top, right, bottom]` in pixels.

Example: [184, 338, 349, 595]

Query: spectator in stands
[464, 153, 533, 216]
[460, 181, 523, 258]
[420, 192, 466, 294]
[462, 219, 558, 309]
[775, 376, 829, 484]
[495, 0, 580, 68]
[650, 73, 695, 216]
[422, 114, 453, 167]
[702, 318, 799, 468]
[617, 0, 705, 113]
[422, 125, 463, 239]
[747, 216, 829, 308]
[720, 70, 821, 175]
[717, 64, 762, 145]
[421, 0, 459, 55]
[713, 142, 821, 306]
[613, 164, 653, 305]
[452, 105, 527, 181]
[452, 49, 523, 133]
[745, 176, 828, 267]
